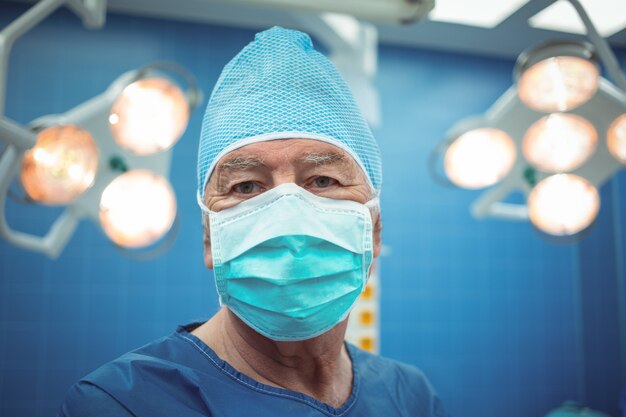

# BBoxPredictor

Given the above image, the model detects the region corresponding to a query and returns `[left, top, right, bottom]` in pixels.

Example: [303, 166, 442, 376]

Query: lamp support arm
[0, 145, 81, 258]
[471, 171, 530, 221]
[0, 0, 106, 257]
[0, 0, 106, 117]
[567, 0, 626, 93]
[0, 117, 37, 150]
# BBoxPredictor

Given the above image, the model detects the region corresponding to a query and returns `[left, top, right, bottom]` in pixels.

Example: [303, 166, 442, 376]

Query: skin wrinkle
[225, 311, 343, 383]
[194, 138, 382, 408]
[215, 156, 266, 194]
[214, 151, 354, 193]
[218, 151, 345, 172]
[219, 309, 353, 406]
[201, 148, 374, 227]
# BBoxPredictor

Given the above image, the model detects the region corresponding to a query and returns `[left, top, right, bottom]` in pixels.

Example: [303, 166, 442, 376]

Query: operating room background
[0, 1, 624, 416]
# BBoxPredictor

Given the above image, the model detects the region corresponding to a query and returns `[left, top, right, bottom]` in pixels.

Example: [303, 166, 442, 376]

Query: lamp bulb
[20, 125, 99, 205]
[99, 170, 176, 247]
[110, 77, 189, 155]
[444, 128, 517, 189]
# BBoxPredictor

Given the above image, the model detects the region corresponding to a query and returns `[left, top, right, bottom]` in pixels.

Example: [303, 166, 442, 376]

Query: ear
[372, 210, 382, 259]
[203, 222, 214, 270]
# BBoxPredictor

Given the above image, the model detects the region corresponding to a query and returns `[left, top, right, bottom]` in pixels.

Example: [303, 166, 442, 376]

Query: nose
[269, 168, 299, 188]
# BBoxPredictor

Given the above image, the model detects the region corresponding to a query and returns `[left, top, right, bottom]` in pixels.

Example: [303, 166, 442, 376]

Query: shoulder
[83, 334, 179, 385]
[350, 345, 449, 417]
[58, 381, 134, 417]
[58, 329, 202, 416]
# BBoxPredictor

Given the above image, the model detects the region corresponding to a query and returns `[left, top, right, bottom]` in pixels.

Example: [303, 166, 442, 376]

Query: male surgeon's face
[202, 138, 382, 268]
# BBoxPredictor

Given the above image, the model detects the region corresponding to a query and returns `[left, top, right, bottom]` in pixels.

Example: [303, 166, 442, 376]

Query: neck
[192, 308, 353, 408]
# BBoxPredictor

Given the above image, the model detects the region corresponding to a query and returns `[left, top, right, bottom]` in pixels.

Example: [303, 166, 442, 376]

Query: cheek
[207, 196, 241, 211]
[307, 178, 369, 197]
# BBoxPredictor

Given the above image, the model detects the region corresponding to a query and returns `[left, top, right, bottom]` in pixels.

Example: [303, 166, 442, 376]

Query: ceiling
[6, 0, 626, 59]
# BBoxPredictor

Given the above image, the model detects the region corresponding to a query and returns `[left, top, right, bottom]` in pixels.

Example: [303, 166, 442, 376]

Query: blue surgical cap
[197, 26, 382, 199]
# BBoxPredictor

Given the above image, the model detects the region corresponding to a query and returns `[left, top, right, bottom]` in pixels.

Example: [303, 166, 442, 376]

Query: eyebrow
[213, 156, 266, 192]
[217, 156, 266, 173]
[217, 151, 348, 173]
[299, 151, 348, 167]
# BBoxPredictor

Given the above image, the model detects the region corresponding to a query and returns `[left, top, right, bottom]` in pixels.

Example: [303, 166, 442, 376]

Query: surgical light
[99, 170, 176, 248]
[528, 174, 599, 236]
[20, 125, 99, 205]
[444, 128, 517, 189]
[435, 0, 626, 241]
[0, 0, 203, 258]
[110, 77, 190, 155]
[522, 113, 597, 173]
[515, 41, 599, 113]
[607, 114, 626, 163]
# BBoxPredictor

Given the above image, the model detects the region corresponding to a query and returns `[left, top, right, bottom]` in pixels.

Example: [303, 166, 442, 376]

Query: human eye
[310, 176, 338, 189]
[233, 181, 262, 195]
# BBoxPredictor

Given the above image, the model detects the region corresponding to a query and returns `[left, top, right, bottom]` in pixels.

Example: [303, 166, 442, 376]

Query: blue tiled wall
[0, 2, 623, 417]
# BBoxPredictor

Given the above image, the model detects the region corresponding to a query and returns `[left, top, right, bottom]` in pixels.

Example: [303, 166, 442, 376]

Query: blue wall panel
[375, 44, 583, 417]
[577, 180, 622, 416]
[0, 2, 623, 417]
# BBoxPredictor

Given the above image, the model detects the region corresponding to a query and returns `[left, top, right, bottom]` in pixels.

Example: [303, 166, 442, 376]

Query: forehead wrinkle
[298, 151, 364, 184]
[210, 155, 267, 194]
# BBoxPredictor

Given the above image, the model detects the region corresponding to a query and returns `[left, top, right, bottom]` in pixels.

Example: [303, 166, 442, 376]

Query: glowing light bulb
[20, 125, 99, 205]
[518, 56, 599, 112]
[110, 77, 189, 155]
[444, 128, 517, 189]
[99, 170, 176, 247]
[528, 174, 599, 236]
[608, 114, 626, 163]
[523, 113, 597, 173]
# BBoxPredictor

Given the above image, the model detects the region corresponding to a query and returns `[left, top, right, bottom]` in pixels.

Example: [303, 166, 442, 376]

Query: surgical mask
[198, 183, 378, 341]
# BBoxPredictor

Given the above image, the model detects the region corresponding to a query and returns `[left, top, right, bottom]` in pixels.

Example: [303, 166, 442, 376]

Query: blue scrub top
[59, 323, 448, 417]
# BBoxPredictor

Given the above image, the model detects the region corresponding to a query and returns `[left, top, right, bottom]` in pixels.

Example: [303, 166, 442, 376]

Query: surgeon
[59, 27, 448, 417]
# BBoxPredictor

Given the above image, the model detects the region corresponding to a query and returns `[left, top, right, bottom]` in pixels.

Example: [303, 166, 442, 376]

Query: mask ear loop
[361, 196, 379, 290]
[365, 197, 381, 219]
[197, 190, 212, 214]
[365, 197, 380, 209]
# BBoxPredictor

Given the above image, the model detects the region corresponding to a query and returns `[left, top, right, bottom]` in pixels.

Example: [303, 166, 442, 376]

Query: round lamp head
[444, 127, 517, 189]
[608, 113, 626, 163]
[523, 113, 597, 173]
[109, 77, 189, 155]
[528, 174, 599, 236]
[515, 41, 599, 112]
[99, 170, 176, 248]
[20, 125, 99, 205]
